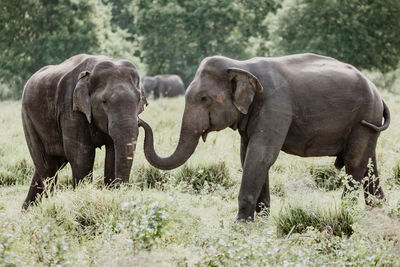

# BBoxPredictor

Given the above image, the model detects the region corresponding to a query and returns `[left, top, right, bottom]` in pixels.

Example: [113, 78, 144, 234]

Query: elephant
[142, 74, 185, 98]
[21, 54, 147, 209]
[139, 53, 390, 221]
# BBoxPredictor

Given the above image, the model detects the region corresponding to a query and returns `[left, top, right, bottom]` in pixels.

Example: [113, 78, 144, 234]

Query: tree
[271, 0, 400, 71]
[134, 0, 278, 84]
[0, 0, 100, 97]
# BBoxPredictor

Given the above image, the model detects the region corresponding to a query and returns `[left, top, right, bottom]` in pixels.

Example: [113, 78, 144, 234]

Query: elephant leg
[240, 136, 248, 168]
[255, 176, 270, 215]
[22, 159, 60, 210]
[104, 143, 115, 186]
[237, 130, 287, 221]
[69, 150, 95, 187]
[22, 113, 61, 209]
[363, 154, 385, 206]
[341, 126, 379, 204]
[64, 139, 95, 187]
[154, 87, 160, 99]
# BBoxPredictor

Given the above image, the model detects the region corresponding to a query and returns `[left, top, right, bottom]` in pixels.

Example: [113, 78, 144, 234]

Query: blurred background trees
[0, 0, 399, 98]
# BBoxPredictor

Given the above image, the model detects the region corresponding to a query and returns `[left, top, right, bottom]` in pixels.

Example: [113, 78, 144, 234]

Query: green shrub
[0, 158, 33, 186]
[275, 204, 354, 237]
[310, 165, 343, 191]
[174, 162, 234, 193]
[134, 166, 169, 190]
[28, 186, 169, 249]
[389, 201, 400, 221]
[121, 200, 169, 251]
[392, 162, 400, 186]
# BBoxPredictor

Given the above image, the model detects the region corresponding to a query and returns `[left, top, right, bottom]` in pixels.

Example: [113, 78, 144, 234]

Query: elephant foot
[235, 206, 255, 222]
[364, 186, 386, 207]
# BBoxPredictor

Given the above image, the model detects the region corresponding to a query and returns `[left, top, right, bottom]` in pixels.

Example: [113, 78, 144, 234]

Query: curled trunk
[139, 118, 200, 170]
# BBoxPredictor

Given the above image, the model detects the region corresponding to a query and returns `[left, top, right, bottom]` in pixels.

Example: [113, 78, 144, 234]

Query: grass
[275, 203, 354, 237]
[309, 165, 344, 191]
[0, 91, 399, 265]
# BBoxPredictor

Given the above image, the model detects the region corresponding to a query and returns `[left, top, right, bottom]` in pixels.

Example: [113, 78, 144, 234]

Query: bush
[134, 166, 169, 190]
[310, 165, 343, 191]
[275, 204, 354, 237]
[174, 162, 234, 193]
[389, 201, 400, 221]
[29, 186, 169, 246]
[392, 162, 400, 186]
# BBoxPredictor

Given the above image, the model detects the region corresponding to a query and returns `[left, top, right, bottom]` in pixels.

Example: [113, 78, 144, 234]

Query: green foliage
[121, 200, 169, 251]
[392, 162, 400, 186]
[134, 165, 169, 190]
[135, 0, 278, 84]
[389, 201, 400, 221]
[310, 165, 344, 191]
[174, 162, 234, 193]
[0, 0, 100, 97]
[275, 204, 354, 237]
[271, 0, 400, 71]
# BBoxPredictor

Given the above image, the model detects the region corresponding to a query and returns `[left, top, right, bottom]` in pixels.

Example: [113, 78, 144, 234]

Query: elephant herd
[21, 53, 390, 221]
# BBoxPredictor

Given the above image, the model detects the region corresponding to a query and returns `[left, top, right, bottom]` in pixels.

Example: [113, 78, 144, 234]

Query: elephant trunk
[110, 117, 138, 183]
[139, 116, 200, 170]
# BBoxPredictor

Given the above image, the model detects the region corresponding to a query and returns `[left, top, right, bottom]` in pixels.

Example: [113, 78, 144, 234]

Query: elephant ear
[73, 71, 92, 123]
[227, 68, 264, 115]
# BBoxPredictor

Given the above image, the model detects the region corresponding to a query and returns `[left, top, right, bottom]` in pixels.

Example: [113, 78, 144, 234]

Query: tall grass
[0, 93, 399, 265]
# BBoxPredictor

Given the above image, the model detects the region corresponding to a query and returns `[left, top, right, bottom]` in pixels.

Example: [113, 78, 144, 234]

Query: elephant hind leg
[22, 158, 61, 210]
[341, 127, 383, 205]
[363, 154, 385, 206]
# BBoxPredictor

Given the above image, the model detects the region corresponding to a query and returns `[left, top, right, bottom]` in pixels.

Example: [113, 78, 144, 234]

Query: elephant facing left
[21, 54, 147, 209]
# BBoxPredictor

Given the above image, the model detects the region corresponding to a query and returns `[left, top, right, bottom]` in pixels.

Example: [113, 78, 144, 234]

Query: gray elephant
[21, 54, 147, 209]
[139, 53, 390, 221]
[143, 74, 185, 98]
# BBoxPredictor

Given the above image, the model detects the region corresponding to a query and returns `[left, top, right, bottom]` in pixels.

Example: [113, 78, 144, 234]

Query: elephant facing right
[139, 53, 390, 221]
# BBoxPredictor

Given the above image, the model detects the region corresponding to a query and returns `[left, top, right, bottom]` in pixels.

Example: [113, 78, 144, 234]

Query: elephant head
[143, 76, 161, 98]
[139, 56, 263, 170]
[72, 60, 147, 181]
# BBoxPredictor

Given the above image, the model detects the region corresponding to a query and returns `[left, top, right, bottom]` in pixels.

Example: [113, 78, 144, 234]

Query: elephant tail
[361, 100, 390, 132]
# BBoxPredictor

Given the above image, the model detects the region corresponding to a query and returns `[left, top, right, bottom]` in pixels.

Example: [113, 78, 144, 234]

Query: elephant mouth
[201, 112, 212, 142]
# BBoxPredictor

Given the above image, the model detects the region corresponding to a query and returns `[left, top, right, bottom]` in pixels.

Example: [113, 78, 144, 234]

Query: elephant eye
[102, 99, 107, 104]
[200, 96, 208, 102]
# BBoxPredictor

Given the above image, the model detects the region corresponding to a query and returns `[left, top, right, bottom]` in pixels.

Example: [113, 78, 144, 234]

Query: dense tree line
[0, 0, 399, 98]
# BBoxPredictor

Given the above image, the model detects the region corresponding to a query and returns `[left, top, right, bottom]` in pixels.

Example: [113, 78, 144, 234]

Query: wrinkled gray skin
[139, 53, 390, 221]
[21, 54, 147, 209]
[143, 74, 185, 99]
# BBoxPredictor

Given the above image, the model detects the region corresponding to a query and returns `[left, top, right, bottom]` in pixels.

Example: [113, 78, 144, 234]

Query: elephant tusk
[201, 130, 208, 142]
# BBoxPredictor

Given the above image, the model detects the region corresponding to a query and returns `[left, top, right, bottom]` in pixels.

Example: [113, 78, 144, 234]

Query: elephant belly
[281, 123, 350, 157]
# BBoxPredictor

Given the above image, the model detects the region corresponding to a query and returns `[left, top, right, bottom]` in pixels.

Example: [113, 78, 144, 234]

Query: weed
[275, 203, 354, 237]
[392, 162, 400, 186]
[310, 165, 343, 191]
[121, 200, 169, 251]
[134, 165, 169, 190]
[0, 158, 33, 186]
[173, 162, 234, 193]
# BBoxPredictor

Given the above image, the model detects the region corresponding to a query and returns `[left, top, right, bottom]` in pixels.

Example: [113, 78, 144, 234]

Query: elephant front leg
[237, 134, 282, 221]
[255, 178, 270, 215]
[104, 143, 115, 186]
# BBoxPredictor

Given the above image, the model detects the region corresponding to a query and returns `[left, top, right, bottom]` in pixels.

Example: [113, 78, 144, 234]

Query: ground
[0, 92, 399, 266]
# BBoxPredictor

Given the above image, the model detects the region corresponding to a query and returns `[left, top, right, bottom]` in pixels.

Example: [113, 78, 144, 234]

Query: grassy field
[0, 92, 400, 266]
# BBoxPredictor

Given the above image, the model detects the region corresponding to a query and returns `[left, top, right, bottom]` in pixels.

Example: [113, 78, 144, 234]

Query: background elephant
[139, 53, 390, 221]
[143, 74, 185, 98]
[21, 54, 147, 209]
